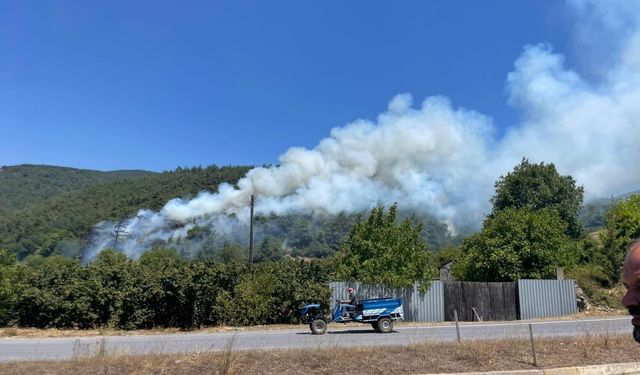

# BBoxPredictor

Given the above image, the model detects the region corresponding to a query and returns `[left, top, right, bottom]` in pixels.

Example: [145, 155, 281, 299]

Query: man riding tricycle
[299, 288, 403, 335]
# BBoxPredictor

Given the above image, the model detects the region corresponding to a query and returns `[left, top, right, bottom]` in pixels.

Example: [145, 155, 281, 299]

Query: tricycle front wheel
[310, 318, 327, 335]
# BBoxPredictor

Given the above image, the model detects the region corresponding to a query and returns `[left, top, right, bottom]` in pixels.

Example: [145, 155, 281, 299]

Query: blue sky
[1, 1, 574, 171]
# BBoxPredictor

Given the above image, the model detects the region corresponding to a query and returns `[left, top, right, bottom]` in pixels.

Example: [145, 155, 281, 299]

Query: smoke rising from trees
[86, 1, 640, 260]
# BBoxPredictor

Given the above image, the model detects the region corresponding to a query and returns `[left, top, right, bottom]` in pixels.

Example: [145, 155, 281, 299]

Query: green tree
[491, 158, 584, 238]
[601, 194, 640, 284]
[434, 244, 462, 268]
[334, 204, 435, 290]
[256, 236, 284, 262]
[218, 242, 246, 264]
[0, 165, 251, 259]
[214, 260, 331, 326]
[137, 248, 192, 328]
[14, 255, 96, 328]
[294, 240, 334, 258]
[85, 249, 139, 328]
[454, 208, 574, 281]
[188, 261, 248, 327]
[0, 249, 18, 324]
[318, 212, 355, 250]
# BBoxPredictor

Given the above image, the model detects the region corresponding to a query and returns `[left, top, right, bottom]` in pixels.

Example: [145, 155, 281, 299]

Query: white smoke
[499, 3, 640, 197]
[85, 1, 640, 260]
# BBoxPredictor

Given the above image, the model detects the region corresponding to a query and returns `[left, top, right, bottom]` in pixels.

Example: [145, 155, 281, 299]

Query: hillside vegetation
[0, 165, 153, 215]
[0, 165, 251, 259]
[0, 159, 638, 329]
[0, 164, 452, 261]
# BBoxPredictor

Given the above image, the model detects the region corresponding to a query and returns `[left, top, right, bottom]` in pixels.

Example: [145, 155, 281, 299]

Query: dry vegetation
[3, 334, 640, 374]
[0, 323, 332, 338]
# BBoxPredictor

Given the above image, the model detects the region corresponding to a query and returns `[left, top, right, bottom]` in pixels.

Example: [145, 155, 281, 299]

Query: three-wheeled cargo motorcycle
[300, 297, 403, 335]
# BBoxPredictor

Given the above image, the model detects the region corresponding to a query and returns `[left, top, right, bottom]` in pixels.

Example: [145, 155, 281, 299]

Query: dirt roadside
[2, 333, 639, 374]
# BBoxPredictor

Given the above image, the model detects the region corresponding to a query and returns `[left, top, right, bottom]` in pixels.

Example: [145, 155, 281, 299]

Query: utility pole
[249, 194, 255, 264]
[113, 220, 129, 251]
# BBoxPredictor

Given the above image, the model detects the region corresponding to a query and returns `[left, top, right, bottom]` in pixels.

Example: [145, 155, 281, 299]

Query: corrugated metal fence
[330, 279, 577, 322]
[329, 281, 444, 322]
[518, 279, 577, 319]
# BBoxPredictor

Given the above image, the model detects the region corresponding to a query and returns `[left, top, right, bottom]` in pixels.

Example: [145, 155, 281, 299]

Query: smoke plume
[85, 1, 640, 260]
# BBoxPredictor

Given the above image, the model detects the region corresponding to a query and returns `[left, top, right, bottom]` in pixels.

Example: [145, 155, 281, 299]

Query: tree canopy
[0, 164, 153, 217]
[491, 158, 584, 238]
[454, 208, 574, 281]
[601, 194, 640, 283]
[1, 249, 332, 329]
[334, 204, 436, 290]
[0, 165, 251, 259]
[0, 249, 17, 325]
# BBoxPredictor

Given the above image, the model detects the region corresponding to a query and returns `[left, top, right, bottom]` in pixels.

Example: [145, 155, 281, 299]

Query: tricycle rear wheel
[377, 317, 393, 333]
[310, 318, 327, 335]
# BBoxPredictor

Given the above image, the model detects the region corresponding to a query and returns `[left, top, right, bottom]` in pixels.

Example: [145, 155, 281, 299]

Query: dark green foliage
[136, 248, 193, 328]
[334, 204, 436, 291]
[433, 244, 462, 268]
[6, 253, 331, 329]
[255, 236, 284, 262]
[214, 260, 331, 326]
[14, 256, 96, 328]
[218, 242, 247, 264]
[566, 264, 622, 307]
[0, 164, 153, 216]
[318, 212, 353, 251]
[0, 249, 18, 325]
[85, 249, 140, 328]
[189, 261, 248, 328]
[454, 208, 575, 281]
[491, 158, 584, 238]
[601, 194, 640, 284]
[254, 213, 354, 258]
[292, 240, 334, 258]
[0, 163, 454, 261]
[0, 165, 251, 259]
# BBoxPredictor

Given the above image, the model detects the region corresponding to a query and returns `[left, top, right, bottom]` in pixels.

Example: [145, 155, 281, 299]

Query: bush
[6, 254, 331, 329]
[567, 265, 624, 308]
[0, 249, 18, 325]
[454, 208, 575, 281]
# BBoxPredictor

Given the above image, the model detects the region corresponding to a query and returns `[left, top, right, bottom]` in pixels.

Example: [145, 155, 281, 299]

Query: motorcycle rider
[340, 287, 358, 317]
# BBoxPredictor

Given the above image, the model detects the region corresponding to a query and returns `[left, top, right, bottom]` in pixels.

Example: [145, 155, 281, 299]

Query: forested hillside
[579, 190, 640, 232]
[0, 165, 153, 215]
[1, 162, 621, 266]
[0, 164, 454, 261]
[0, 165, 251, 259]
[1, 159, 639, 330]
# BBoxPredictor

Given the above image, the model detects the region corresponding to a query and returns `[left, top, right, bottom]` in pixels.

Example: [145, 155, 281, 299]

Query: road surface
[0, 316, 632, 362]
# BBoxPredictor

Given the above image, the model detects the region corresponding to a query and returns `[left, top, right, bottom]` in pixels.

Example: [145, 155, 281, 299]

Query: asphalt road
[0, 316, 632, 362]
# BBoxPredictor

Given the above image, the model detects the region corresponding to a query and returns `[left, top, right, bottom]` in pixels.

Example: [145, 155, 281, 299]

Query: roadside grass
[2, 334, 640, 374]
[0, 325, 286, 338]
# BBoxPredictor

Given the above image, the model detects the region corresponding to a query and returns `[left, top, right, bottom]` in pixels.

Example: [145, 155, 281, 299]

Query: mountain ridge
[0, 164, 155, 215]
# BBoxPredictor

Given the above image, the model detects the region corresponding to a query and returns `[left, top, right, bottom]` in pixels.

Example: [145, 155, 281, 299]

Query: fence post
[454, 309, 461, 343]
[529, 323, 538, 366]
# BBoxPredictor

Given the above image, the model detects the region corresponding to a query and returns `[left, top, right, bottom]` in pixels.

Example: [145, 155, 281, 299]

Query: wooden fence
[443, 281, 518, 321]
